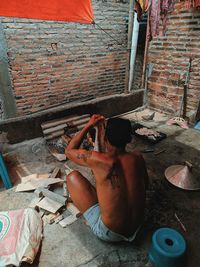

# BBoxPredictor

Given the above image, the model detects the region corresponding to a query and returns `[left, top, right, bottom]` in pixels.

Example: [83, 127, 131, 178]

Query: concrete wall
[147, 3, 200, 117]
[0, 91, 144, 143]
[0, 23, 17, 119]
[0, 0, 136, 117]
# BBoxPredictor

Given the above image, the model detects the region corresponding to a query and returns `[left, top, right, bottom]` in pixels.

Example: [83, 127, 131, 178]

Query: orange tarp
[0, 0, 94, 24]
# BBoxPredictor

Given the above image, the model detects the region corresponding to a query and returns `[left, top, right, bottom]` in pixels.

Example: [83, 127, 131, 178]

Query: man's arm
[65, 114, 105, 167]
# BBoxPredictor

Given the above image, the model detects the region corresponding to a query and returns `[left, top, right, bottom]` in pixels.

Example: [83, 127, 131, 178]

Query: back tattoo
[107, 163, 121, 189]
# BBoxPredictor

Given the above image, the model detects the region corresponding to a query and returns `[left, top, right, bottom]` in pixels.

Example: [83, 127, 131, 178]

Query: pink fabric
[148, 0, 161, 41]
[147, 0, 176, 41]
[161, 0, 176, 34]
[0, 210, 23, 256]
[186, 0, 200, 7]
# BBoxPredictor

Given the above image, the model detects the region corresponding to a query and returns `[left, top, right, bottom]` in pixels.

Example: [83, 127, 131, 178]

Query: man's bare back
[90, 151, 147, 236]
[65, 114, 148, 242]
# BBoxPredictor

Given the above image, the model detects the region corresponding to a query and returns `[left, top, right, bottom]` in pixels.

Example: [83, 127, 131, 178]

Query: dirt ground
[0, 109, 200, 267]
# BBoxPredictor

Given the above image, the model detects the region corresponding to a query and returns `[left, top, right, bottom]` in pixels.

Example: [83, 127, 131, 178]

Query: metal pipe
[124, 0, 134, 94]
[128, 12, 140, 92]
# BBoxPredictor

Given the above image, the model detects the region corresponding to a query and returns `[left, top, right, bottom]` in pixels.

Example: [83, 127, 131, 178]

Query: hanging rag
[147, 0, 161, 41]
[147, 0, 176, 41]
[161, 0, 176, 35]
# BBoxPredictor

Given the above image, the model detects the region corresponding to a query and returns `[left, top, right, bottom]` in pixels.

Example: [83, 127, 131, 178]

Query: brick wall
[0, 0, 130, 116]
[147, 2, 200, 117]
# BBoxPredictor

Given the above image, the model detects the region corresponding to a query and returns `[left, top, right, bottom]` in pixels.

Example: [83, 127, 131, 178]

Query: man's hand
[65, 114, 105, 167]
[86, 114, 105, 129]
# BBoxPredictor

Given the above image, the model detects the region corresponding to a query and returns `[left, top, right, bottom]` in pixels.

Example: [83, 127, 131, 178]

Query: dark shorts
[83, 203, 140, 242]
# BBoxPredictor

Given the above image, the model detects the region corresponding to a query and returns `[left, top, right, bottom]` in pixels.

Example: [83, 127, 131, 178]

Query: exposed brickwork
[147, 2, 200, 116]
[0, 0, 130, 116]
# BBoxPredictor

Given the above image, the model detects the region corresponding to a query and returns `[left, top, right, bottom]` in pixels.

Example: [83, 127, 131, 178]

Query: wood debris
[63, 182, 69, 198]
[50, 167, 61, 178]
[41, 114, 90, 141]
[59, 215, 77, 227]
[154, 149, 166, 155]
[16, 177, 63, 192]
[175, 213, 187, 232]
[29, 197, 43, 209]
[54, 214, 64, 224]
[35, 188, 67, 205]
[36, 197, 63, 214]
[64, 164, 74, 175]
[45, 212, 61, 224]
[67, 203, 81, 218]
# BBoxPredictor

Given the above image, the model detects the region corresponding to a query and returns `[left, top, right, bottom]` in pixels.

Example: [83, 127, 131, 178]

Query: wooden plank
[54, 214, 64, 224]
[43, 123, 68, 135]
[44, 130, 65, 140]
[41, 114, 90, 130]
[67, 203, 81, 218]
[36, 188, 67, 205]
[16, 178, 63, 192]
[50, 167, 61, 178]
[64, 164, 73, 175]
[44, 124, 85, 140]
[21, 173, 50, 183]
[63, 182, 68, 198]
[37, 197, 63, 213]
[59, 215, 77, 227]
[43, 117, 89, 135]
[29, 197, 43, 208]
[15, 163, 32, 179]
[46, 212, 61, 224]
[61, 134, 72, 146]
[34, 188, 44, 198]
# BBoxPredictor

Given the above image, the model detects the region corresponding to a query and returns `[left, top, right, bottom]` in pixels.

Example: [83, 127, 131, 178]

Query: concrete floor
[0, 109, 200, 267]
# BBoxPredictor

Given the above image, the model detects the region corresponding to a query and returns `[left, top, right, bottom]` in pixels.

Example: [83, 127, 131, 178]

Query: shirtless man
[65, 114, 148, 242]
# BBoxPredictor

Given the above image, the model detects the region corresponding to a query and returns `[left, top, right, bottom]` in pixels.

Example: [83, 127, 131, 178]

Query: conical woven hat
[165, 163, 200, 191]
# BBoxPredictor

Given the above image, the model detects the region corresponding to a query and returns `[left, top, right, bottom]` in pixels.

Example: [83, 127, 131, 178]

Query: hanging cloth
[0, 0, 94, 24]
[147, 0, 161, 40]
[186, 0, 200, 7]
[147, 0, 176, 41]
[161, 0, 176, 35]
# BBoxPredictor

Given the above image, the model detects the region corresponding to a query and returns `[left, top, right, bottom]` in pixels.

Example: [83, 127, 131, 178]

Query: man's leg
[66, 170, 98, 213]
